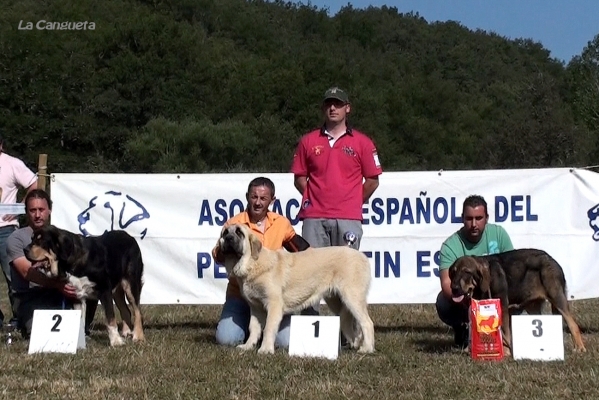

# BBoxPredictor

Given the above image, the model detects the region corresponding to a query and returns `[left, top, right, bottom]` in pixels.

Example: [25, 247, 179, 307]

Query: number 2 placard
[512, 315, 564, 361]
[288, 316, 340, 360]
[28, 310, 86, 354]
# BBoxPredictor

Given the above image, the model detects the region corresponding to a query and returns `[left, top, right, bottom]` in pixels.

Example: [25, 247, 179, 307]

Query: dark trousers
[435, 291, 469, 329]
[14, 289, 98, 338]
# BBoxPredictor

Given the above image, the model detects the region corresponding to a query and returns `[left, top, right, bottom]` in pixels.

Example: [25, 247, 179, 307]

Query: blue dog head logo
[588, 203, 599, 241]
[77, 191, 150, 239]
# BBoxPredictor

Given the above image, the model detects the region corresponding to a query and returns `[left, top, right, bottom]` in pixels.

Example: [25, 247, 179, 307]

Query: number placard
[512, 315, 564, 361]
[288, 315, 340, 360]
[28, 310, 86, 354]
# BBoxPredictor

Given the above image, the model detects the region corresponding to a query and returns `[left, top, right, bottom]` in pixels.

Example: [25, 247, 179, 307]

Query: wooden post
[37, 154, 48, 192]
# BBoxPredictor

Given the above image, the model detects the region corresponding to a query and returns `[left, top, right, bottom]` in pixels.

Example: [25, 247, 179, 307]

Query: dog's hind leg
[340, 306, 361, 349]
[126, 254, 145, 343]
[499, 296, 512, 357]
[325, 295, 359, 348]
[113, 285, 133, 338]
[73, 299, 87, 334]
[549, 296, 586, 352]
[338, 291, 374, 353]
[99, 290, 125, 347]
[121, 279, 144, 342]
[541, 260, 586, 352]
[238, 305, 264, 352]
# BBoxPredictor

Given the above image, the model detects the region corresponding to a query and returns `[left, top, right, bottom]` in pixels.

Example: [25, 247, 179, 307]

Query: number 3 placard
[28, 310, 86, 354]
[288, 315, 340, 360]
[511, 315, 564, 361]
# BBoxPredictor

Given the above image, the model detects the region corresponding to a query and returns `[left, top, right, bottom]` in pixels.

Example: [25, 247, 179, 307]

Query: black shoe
[453, 324, 469, 349]
[340, 334, 348, 348]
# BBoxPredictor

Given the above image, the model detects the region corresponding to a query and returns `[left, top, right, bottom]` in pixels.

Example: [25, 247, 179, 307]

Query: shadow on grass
[410, 337, 459, 354]
[375, 324, 448, 334]
[578, 325, 599, 334]
[143, 321, 215, 331]
[193, 332, 218, 344]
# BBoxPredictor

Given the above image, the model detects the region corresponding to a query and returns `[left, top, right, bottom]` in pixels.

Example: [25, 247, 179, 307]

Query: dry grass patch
[0, 292, 596, 399]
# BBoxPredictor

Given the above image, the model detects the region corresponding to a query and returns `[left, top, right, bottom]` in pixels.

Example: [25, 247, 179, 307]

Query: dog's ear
[55, 228, 74, 261]
[212, 227, 226, 263]
[448, 262, 456, 280]
[216, 226, 226, 247]
[475, 260, 491, 295]
[249, 234, 262, 260]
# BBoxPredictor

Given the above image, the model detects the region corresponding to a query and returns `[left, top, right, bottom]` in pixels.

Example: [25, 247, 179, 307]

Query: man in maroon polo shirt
[291, 87, 382, 315]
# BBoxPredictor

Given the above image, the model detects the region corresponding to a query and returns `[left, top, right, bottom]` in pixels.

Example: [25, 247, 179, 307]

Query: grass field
[0, 285, 597, 400]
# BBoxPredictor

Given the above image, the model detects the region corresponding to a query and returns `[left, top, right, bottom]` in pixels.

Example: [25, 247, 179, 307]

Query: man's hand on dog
[59, 283, 78, 299]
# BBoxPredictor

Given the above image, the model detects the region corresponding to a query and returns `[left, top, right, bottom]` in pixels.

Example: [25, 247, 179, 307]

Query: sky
[299, 0, 599, 63]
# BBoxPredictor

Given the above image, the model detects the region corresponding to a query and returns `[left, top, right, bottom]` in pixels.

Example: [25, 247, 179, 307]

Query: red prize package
[469, 298, 504, 361]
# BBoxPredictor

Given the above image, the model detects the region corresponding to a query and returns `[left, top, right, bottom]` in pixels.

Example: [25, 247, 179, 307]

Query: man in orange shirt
[212, 177, 310, 348]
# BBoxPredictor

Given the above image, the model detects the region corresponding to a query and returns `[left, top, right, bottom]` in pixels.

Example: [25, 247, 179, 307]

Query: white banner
[50, 168, 599, 305]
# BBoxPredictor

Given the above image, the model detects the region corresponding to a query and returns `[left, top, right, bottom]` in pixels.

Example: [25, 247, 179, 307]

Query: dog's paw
[350, 337, 363, 349]
[357, 345, 375, 354]
[110, 335, 126, 347]
[132, 334, 145, 343]
[257, 346, 275, 355]
[574, 345, 587, 353]
[236, 343, 255, 351]
[121, 326, 133, 338]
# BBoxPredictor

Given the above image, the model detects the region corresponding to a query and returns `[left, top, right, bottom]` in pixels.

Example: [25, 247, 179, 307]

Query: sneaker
[8, 319, 18, 330]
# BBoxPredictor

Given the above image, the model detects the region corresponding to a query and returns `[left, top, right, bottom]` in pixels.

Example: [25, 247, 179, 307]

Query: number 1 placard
[288, 315, 340, 360]
[512, 315, 564, 361]
[28, 310, 86, 354]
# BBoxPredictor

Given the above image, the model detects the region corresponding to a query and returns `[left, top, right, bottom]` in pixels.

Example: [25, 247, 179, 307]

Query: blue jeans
[215, 297, 291, 348]
[0, 225, 17, 322]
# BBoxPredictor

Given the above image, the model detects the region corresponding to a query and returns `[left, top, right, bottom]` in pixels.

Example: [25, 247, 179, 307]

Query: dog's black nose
[451, 286, 462, 296]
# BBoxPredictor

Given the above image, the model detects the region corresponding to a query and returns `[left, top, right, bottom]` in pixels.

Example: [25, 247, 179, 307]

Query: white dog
[213, 223, 375, 354]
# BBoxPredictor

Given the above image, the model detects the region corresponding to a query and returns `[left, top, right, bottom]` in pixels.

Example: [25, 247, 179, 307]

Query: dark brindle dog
[27, 225, 145, 346]
[449, 248, 586, 355]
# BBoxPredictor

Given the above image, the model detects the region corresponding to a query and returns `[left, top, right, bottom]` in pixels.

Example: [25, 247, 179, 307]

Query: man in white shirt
[0, 134, 38, 326]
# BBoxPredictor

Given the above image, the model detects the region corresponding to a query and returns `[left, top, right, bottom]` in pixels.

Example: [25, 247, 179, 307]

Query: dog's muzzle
[220, 232, 241, 254]
[26, 245, 60, 278]
[451, 284, 472, 304]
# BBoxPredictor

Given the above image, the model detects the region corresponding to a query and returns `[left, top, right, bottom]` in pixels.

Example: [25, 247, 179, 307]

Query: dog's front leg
[501, 297, 512, 357]
[73, 299, 87, 332]
[258, 301, 284, 354]
[237, 306, 264, 351]
[99, 290, 125, 347]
